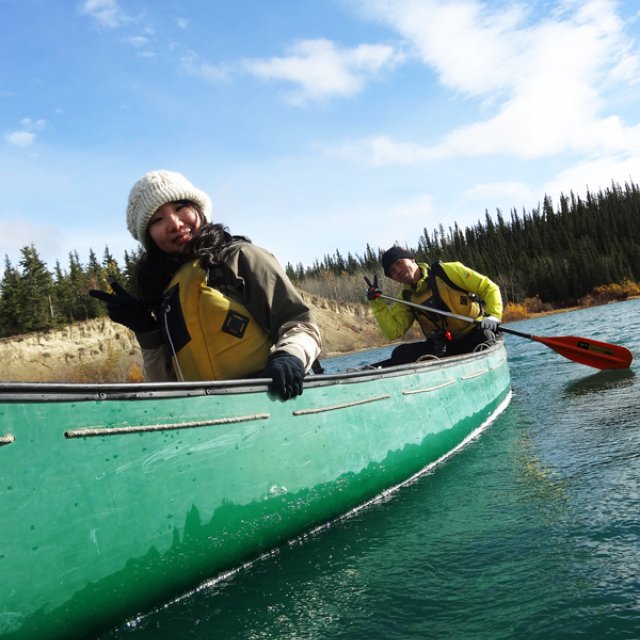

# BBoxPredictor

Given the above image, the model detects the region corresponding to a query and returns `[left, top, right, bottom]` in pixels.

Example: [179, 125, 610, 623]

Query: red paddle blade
[532, 335, 633, 370]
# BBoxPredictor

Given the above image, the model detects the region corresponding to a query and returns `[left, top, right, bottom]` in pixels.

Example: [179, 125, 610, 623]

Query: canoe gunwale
[0, 342, 505, 403]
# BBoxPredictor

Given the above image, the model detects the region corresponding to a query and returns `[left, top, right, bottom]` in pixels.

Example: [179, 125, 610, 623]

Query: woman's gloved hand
[479, 316, 500, 333]
[89, 278, 158, 333]
[264, 352, 305, 400]
[364, 275, 382, 300]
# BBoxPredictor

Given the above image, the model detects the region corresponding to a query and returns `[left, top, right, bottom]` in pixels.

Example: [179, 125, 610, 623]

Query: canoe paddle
[379, 293, 633, 370]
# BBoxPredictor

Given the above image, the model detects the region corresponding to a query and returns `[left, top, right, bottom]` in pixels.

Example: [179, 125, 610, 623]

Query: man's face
[388, 258, 420, 284]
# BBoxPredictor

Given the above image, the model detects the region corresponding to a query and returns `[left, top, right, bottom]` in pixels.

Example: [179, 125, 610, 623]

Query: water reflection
[563, 368, 636, 397]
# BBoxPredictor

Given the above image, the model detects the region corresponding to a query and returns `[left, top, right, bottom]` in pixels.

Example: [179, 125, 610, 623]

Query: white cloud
[79, 0, 127, 29]
[243, 38, 404, 105]
[387, 193, 434, 224]
[543, 154, 640, 200]
[365, 0, 528, 98]
[311, 193, 434, 254]
[176, 18, 189, 29]
[5, 131, 36, 147]
[345, 0, 640, 163]
[4, 118, 47, 147]
[179, 53, 231, 82]
[466, 181, 535, 206]
[125, 35, 148, 47]
[325, 134, 439, 165]
[21, 117, 46, 130]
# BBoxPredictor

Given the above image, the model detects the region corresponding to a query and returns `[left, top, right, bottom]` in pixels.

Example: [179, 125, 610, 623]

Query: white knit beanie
[126, 170, 212, 247]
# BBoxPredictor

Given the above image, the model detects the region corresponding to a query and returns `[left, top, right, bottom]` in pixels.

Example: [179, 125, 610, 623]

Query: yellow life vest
[160, 260, 272, 380]
[408, 266, 481, 338]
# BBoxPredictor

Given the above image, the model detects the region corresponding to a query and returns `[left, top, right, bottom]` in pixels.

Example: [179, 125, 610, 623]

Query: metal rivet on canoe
[64, 413, 270, 438]
[0, 433, 16, 446]
[292, 394, 391, 416]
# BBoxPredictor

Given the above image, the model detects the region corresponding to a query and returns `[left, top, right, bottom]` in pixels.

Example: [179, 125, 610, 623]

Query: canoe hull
[0, 342, 510, 639]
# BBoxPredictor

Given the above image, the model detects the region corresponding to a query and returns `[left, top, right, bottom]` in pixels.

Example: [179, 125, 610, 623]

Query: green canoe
[0, 341, 511, 639]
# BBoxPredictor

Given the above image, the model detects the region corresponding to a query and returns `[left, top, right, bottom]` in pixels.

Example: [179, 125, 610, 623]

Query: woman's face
[147, 201, 202, 254]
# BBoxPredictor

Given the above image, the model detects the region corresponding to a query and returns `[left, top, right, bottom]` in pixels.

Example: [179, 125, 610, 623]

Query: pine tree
[0, 256, 22, 336]
[18, 245, 54, 332]
[103, 245, 124, 284]
[122, 249, 142, 292]
[52, 261, 76, 324]
[285, 262, 297, 282]
[67, 251, 92, 321]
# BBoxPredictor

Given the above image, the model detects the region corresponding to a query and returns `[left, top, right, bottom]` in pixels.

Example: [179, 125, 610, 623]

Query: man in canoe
[90, 170, 321, 399]
[365, 246, 503, 365]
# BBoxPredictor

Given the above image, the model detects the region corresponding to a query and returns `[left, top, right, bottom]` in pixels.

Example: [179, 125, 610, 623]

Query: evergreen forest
[1, 180, 640, 339]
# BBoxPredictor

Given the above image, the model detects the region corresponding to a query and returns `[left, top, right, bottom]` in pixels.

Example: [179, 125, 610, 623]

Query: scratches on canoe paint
[402, 380, 456, 395]
[404, 367, 493, 394]
[460, 369, 490, 380]
[64, 414, 270, 438]
[292, 394, 391, 416]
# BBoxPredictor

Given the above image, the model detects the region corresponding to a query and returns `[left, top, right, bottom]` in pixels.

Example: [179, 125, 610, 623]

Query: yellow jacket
[138, 241, 322, 382]
[160, 260, 272, 380]
[370, 261, 503, 341]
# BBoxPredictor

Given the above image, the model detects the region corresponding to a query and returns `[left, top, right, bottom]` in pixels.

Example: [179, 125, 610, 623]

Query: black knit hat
[381, 246, 415, 276]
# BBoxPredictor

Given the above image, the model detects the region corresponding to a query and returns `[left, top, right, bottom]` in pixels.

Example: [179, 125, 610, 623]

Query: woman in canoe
[90, 170, 321, 399]
[365, 246, 503, 366]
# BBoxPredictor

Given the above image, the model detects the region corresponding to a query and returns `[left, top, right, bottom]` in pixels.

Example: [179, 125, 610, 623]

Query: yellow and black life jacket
[159, 260, 272, 380]
[406, 261, 482, 338]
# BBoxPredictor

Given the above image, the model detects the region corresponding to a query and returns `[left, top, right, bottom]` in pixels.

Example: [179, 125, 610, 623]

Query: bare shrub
[579, 279, 640, 306]
[503, 302, 528, 321]
[523, 296, 553, 313]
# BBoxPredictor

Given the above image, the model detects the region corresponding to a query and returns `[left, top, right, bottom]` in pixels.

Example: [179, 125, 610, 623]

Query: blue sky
[2, 0, 640, 272]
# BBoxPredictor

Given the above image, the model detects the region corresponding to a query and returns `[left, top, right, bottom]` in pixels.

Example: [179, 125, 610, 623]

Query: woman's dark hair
[134, 204, 236, 305]
[135, 241, 187, 305]
[190, 222, 236, 269]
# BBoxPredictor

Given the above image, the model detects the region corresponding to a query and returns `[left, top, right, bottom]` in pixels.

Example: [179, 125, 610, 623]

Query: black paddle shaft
[377, 293, 632, 369]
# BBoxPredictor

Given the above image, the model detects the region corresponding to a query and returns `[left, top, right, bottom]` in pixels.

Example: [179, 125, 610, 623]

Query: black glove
[264, 352, 305, 400]
[364, 275, 382, 301]
[89, 278, 158, 333]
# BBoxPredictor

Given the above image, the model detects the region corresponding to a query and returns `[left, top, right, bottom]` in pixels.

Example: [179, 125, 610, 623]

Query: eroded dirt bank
[0, 294, 385, 382]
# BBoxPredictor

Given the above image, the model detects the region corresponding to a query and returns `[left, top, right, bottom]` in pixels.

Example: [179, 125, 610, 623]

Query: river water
[104, 299, 640, 639]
